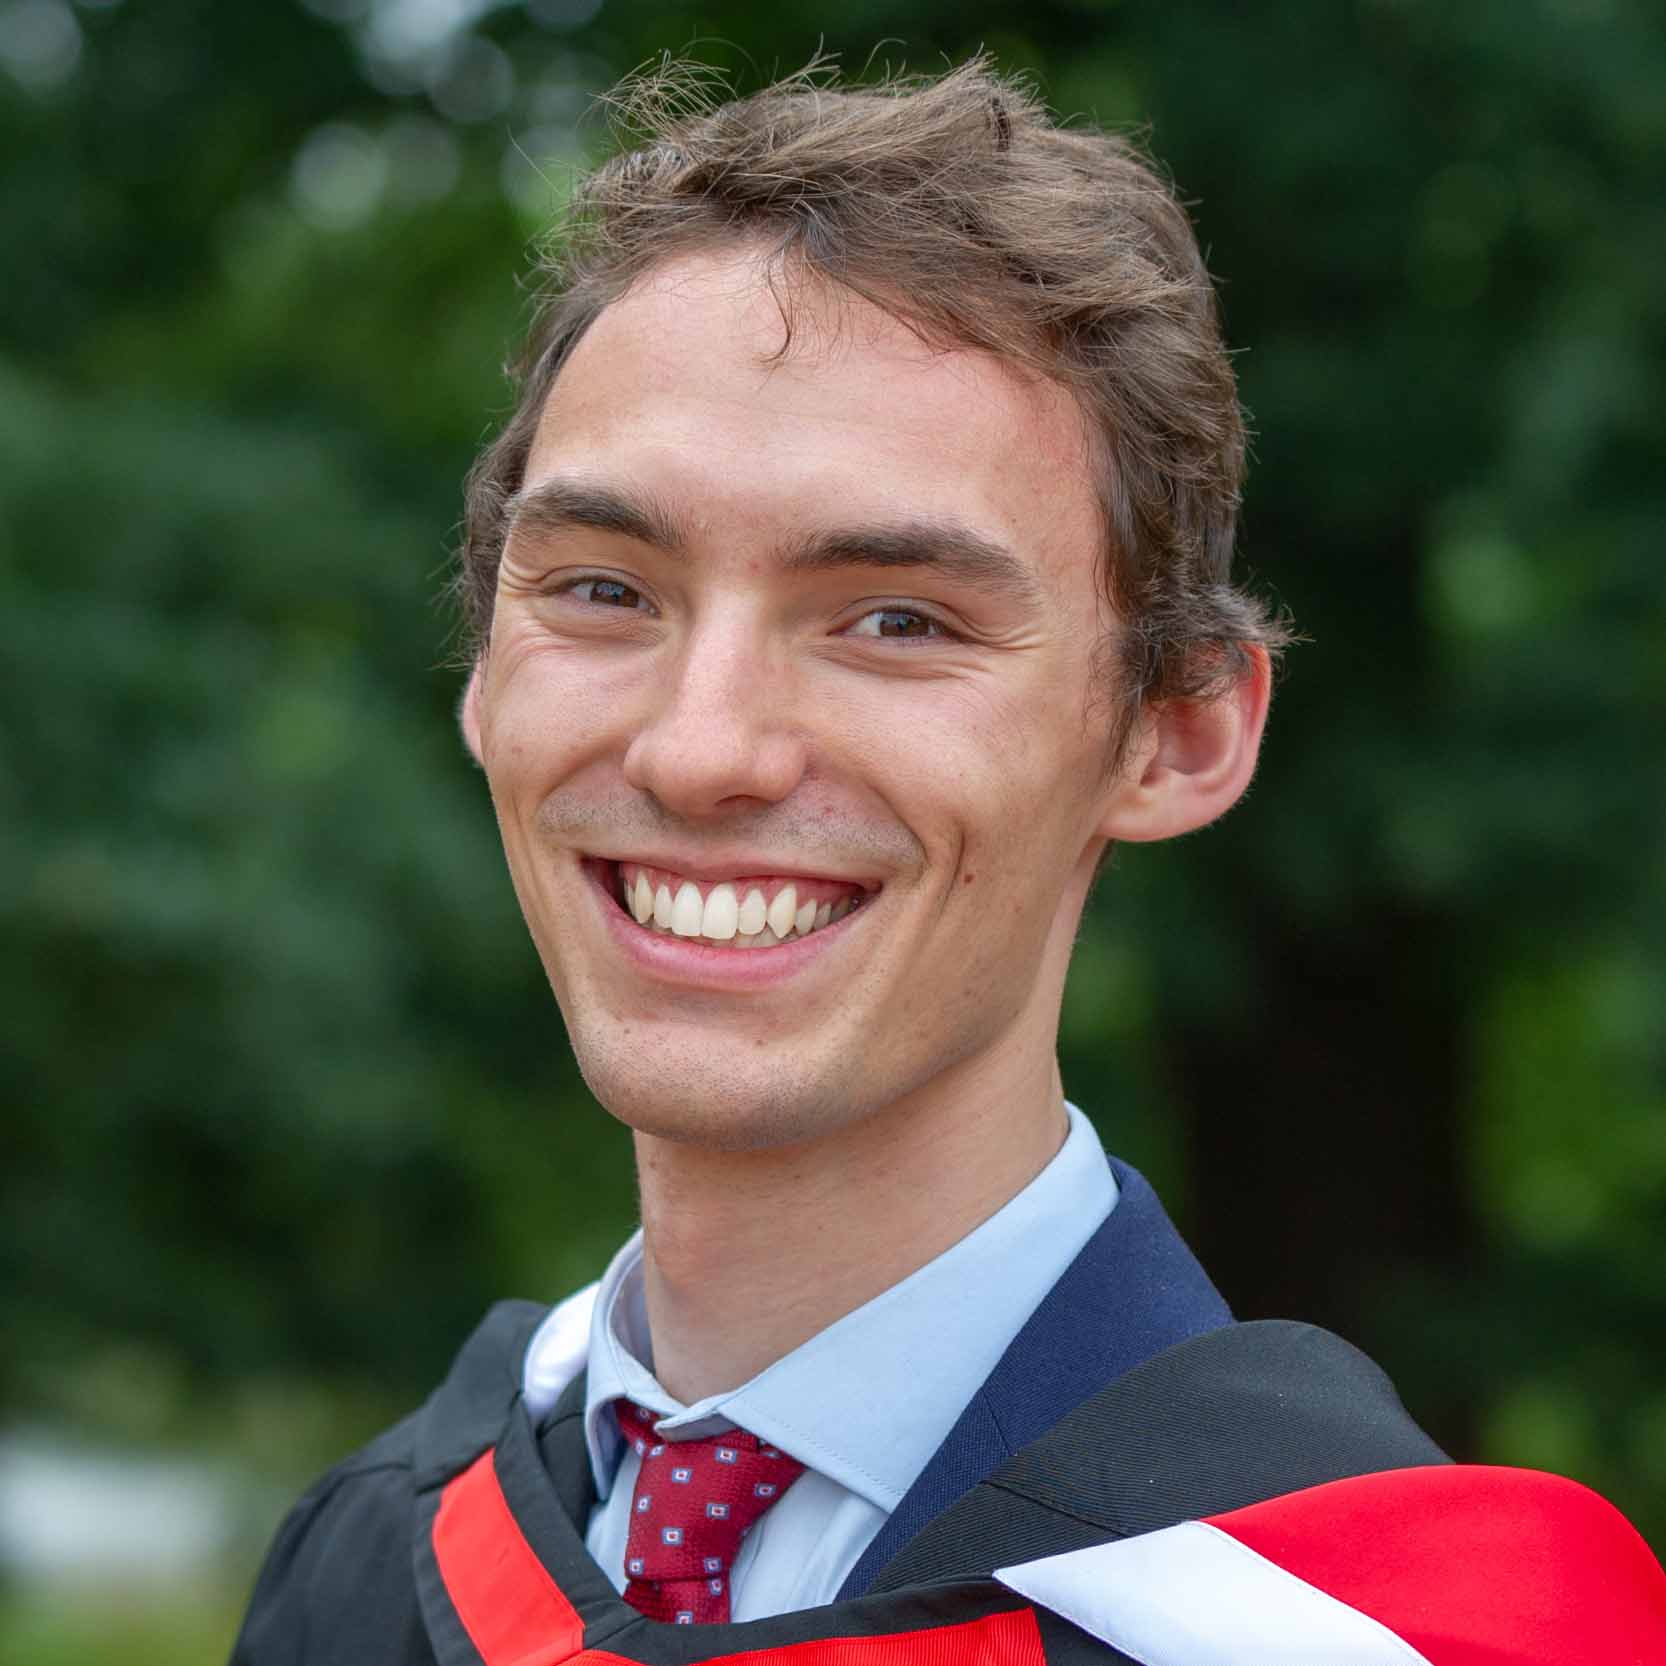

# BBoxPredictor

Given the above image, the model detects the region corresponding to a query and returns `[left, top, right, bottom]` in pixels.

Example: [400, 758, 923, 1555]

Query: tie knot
[615, 1401, 806, 1624]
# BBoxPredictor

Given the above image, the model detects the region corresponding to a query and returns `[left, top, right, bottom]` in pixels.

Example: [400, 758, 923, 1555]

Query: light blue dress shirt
[577, 1103, 1118, 1620]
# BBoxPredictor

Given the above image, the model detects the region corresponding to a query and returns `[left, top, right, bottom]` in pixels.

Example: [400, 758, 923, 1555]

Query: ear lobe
[459, 659, 486, 767]
[1097, 647, 1271, 844]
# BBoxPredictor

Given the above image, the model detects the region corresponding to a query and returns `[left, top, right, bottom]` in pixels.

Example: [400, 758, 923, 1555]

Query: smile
[603, 861, 871, 950]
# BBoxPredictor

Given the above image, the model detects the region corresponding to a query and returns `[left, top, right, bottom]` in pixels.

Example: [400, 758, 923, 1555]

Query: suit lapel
[837, 1157, 1231, 1598]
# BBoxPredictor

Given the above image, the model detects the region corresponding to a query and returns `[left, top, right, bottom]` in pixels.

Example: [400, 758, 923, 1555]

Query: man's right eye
[570, 576, 646, 609]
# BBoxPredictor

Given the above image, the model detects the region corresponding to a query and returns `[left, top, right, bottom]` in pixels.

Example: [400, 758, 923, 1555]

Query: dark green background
[3, 0, 1663, 1655]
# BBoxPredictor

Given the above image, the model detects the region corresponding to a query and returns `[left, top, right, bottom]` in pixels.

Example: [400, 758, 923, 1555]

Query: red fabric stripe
[1207, 1464, 1666, 1665]
[433, 1448, 587, 1666]
[433, 1447, 1045, 1666]
[581, 1608, 1046, 1665]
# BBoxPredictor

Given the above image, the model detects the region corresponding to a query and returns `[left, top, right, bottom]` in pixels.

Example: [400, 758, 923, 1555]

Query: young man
[231, 60, 1666, 1666]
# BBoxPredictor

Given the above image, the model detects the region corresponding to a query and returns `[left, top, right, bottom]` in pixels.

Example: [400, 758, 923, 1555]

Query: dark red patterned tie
[614, 1400, 807, 1624]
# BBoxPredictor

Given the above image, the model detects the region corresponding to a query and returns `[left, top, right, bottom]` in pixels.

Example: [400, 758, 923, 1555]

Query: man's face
[469, 248, 1129, 1149]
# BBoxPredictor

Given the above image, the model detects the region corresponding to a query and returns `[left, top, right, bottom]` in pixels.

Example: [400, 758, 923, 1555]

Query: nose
[621, 615, 808, 817]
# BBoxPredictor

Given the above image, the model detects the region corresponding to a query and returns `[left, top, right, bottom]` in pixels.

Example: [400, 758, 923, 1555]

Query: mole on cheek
[963, 872, 976, 885]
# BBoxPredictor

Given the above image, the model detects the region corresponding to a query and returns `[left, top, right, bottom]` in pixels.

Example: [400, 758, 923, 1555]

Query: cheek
[480, 636, 625, 790]
[897, 681, 1102, 857]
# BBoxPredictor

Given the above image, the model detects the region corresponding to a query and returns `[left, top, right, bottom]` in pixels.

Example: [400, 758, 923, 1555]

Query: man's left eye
[847, 608, 945, 640]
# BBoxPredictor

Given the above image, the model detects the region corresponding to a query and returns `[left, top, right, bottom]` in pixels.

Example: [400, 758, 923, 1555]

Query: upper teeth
[619, 864, 860, 948]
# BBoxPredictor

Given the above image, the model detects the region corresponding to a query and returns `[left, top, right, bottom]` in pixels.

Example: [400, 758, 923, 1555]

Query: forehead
[524, 248, 1103, 593]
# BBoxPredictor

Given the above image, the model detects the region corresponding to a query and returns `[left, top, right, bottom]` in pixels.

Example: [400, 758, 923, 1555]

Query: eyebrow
[504, 476, 681, 552]
[781, 520, 1041, 604]
[504, 475, 1040, 605]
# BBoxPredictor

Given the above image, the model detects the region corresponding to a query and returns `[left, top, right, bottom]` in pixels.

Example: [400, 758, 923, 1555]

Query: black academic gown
[231, 1161, 1466, 1664]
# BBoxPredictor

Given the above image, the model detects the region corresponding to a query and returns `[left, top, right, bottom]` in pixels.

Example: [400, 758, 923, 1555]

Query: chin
[568, 1025, 872, 1153]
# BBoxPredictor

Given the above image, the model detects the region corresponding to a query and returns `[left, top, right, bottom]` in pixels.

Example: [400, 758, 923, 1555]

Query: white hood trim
[994, 1521, 1432, 1666]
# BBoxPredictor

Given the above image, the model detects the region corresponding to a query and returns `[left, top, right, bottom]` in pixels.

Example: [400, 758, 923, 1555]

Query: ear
[1097, 646, 1271, 843]
[458, 658, 486, 767]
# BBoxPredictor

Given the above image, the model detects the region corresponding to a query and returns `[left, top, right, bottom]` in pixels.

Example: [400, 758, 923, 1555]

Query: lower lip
[584, 861, 866, 991]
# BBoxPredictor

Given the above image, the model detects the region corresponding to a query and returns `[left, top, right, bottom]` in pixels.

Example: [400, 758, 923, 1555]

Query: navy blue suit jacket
[839, 1154, 1232, 1597]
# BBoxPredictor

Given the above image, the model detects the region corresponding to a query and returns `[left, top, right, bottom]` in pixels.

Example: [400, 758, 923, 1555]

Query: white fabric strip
[994, 1521, 1433, 1666]
[522, 1281, 598, 1416]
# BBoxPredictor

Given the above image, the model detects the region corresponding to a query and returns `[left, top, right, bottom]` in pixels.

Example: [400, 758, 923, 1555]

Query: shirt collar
[582, 1102, 1117, 1512]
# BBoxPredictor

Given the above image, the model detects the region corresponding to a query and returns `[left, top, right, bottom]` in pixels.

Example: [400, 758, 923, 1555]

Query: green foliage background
[2, 0, 1662, 1655]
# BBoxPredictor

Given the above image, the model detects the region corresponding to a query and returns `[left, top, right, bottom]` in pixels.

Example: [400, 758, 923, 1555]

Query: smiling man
[231, 59, 1666, 1666]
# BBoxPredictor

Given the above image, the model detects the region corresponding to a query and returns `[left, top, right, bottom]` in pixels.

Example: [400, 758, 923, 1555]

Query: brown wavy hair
[457, 56, 1290, 760]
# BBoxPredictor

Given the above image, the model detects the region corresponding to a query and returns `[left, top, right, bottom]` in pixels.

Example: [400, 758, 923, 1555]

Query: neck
[635, 1033, 1068, 1405]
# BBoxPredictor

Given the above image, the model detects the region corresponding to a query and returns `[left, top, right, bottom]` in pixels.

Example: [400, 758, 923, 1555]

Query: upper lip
[586, 850, 882, 891]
